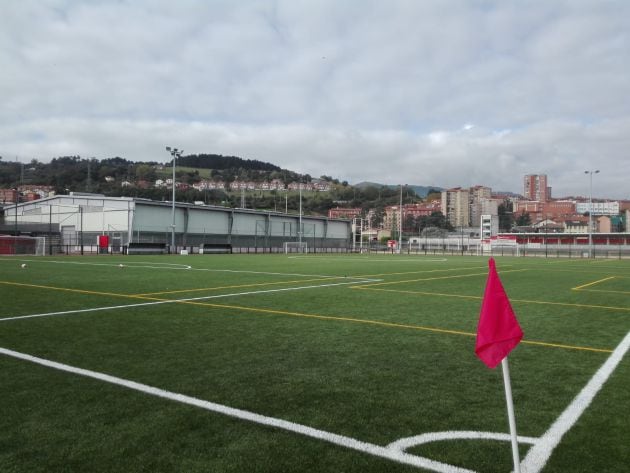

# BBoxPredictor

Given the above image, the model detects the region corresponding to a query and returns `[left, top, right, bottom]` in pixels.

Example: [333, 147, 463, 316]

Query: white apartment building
[575, 201, 619, 215]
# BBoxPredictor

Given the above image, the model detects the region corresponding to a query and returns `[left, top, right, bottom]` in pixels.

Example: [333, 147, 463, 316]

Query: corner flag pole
[475, 258, 524, 473]
[501, 358, 521, 473]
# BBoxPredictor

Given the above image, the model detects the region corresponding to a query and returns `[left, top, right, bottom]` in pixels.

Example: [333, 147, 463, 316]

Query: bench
[126, 242, 168, 255]
[199, 243, 232, 254]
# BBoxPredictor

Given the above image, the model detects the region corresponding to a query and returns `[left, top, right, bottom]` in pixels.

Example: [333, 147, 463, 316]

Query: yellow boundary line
[0, 280, 613, 354]
[354, 286, 630, 312]
[571, 276, 630, 295]
[0, 281, 145, 299]
[356, 265, 491, 278]
[169, 300, 612, 354]
[575, 289, 630, 295]
[572, 276, 616, 291]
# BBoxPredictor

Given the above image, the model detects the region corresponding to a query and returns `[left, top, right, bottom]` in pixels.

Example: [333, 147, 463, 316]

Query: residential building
[524, 174, 550, 202]
[0, 189, 18, 204]
[441, 187, 470, 228]
[575, 201, 620, 215]
[514, 200, 576, 223]
[328, 207, 362, 219]
[564, 218, 589, 233]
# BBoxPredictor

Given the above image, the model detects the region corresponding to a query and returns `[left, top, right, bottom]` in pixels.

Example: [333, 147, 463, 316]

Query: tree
[370, 206, 385, 229]
[498, 201, 514, 232]
[515, 211, 531, 226]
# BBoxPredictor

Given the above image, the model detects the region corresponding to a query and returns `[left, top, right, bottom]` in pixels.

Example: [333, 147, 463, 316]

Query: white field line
[520, 330, 630, 473]
[0, 346, 473, 473]
[288, 256, 449, 263]
[10, 259, 193, 270]
[0, 279, 380, 323]
[9, 258, 366, 280]
[387, 431, 538, 452]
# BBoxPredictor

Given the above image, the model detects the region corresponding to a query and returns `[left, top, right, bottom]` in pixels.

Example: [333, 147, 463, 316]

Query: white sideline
[1, 332, 628, 471]
[0, 346, 473, 473]
[0, 279, 380, 323]
[11, 258, 368, 280]
[11, 259, 193, 270]
[520, 330, 630, 473]
[288, 256, 449, 263]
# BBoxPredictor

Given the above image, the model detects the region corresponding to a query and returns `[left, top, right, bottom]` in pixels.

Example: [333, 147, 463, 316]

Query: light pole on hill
[166, 147, 183, 251]
[585, 170, 599, 258]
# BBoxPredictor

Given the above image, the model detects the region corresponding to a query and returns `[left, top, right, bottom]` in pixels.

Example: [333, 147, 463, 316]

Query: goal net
[284, 241, 308, 254]
[0, 235, 46, 255]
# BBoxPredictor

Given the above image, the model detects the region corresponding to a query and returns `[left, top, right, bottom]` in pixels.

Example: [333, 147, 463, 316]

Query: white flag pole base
[501, 357, 521, 473]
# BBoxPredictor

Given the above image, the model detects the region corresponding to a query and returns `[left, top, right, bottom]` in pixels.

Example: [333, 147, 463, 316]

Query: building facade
[441, 188, 470, 228]
[524, 174, 550, 202]
[4, 194, 352, 252]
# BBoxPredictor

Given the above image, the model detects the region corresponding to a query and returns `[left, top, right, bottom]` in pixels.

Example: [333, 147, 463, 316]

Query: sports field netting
[1, 254, 629, 472]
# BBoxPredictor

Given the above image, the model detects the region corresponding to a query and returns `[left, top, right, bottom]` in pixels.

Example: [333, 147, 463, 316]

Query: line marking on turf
[387, 430, 539, 452]
[356, 266, 490, 278]
[353, 286, 630, 313]
[573, 288, 630, 295]
[132, 277, 352, 297]
[354, 269, 526, 288]
[2, 332, 628, 472]
[520, 330, 630, 473]
[0, 280, 376, 322]
[0, 346, 474, 473]
[0, 280, 142, 299]
[11, 259, 193, 270]
[0, 282, 614, 354]
[7, 258, 358, 280]
[288, 256, 449, 263]
[571, 276, 616, 291]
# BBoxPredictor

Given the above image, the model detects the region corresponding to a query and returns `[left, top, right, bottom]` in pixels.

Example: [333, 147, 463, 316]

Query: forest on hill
[0, 154, 452, 231]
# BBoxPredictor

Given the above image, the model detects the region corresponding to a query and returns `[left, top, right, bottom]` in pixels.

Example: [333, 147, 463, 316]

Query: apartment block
[441, 187, 470, 228]
[524, 174, 551, 202]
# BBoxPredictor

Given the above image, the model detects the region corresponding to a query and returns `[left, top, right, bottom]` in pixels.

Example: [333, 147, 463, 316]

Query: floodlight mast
[166, 146, 183, 251]
[398, 184, 403, 254]
[585, 170, 599, 258]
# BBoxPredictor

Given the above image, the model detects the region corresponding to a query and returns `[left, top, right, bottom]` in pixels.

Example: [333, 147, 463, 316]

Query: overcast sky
[2, 0, 629, 198]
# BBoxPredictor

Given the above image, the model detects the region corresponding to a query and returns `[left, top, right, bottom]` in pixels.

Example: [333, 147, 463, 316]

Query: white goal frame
[35, 237, 47, 256]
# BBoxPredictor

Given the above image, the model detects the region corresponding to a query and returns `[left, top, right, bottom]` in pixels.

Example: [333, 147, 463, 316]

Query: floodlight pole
[398, 184, 403, 254]
[13, 188, 18, 254]
[166, 146, 183, 252]
[298, 183, 303, 250]
[585, 170, 599, 258]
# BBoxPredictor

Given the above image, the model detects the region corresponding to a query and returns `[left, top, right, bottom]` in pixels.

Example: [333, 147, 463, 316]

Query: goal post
[0, 235, 44, 255]
[284, 241, 308, 254]
[35, 237, 47, 256]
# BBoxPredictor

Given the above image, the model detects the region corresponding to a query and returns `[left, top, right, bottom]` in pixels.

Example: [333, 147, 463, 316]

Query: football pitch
[1, 254, 629, 472]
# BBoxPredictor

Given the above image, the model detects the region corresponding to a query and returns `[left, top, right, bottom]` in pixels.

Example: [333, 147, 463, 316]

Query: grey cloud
[1, 0, 629, 199]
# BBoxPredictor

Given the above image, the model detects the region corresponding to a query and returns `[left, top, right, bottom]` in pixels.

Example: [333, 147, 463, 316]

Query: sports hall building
[0, 194, 351, 254]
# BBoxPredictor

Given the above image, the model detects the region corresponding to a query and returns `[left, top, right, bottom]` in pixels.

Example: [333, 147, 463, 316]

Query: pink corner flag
[475, 258, 523, 369]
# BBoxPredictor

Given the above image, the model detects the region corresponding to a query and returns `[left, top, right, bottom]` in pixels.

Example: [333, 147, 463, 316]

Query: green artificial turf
[0, 254, 629, 472]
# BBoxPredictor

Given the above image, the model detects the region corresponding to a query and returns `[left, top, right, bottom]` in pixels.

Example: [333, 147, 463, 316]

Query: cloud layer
[2, 0, 629, 197]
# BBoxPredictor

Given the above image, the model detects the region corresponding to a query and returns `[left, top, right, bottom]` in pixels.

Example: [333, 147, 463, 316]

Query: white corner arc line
[0, 280, 380, 323]
[387, 431, 538, 452]
[0, 347, 474, 473]
[520, 330, 630, 473]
